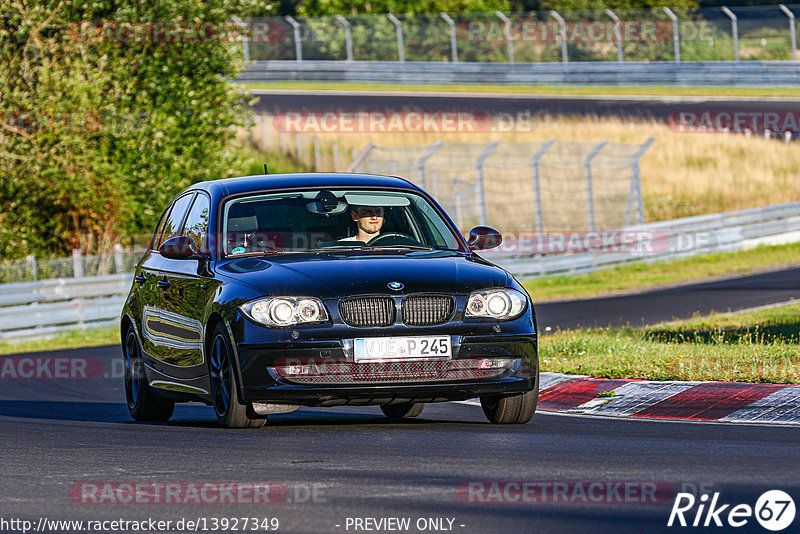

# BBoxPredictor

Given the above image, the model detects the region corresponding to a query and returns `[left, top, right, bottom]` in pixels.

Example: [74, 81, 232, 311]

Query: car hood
[215, 251, 508, 298]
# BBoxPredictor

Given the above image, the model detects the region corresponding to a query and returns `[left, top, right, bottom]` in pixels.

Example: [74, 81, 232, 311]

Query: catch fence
[348, 139, 654, 233]
[236, 4, 800, 64]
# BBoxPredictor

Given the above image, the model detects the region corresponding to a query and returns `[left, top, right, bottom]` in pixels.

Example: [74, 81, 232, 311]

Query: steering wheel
[366, 232, 423, 247]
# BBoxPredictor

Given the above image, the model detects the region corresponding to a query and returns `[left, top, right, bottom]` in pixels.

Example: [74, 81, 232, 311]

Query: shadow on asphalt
[0, 400, 490, 428]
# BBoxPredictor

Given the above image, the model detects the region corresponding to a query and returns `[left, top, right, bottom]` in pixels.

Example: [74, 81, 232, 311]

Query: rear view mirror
[467, 226, 502, 251]
[159, 236, 199, 260]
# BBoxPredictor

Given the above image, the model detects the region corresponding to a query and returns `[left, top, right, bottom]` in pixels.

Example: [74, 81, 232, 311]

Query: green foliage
[0, 0, 255, 259]
[535, 0, 698, 10]
[295, 0, 511, 17]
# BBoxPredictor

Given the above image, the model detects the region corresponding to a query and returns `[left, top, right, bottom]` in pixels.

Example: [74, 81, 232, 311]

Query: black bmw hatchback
[121, 173, 538, 427]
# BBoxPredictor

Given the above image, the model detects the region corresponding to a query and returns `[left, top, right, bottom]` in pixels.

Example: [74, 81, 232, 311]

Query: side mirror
[159, 236, 199, 260]
[467, 226, 502, 251]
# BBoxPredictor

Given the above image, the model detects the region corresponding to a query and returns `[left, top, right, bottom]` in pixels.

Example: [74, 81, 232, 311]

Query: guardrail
[484, 200, 800, 276]
[0, 274, 130, 341]
[1, 201, 798, 340]
[237, 60, 800, 87]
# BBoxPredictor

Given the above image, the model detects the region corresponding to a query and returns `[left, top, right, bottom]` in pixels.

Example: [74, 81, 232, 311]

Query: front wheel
[381, 403, 424, 419]
[123, 325, 174, 422]
[480, 375, 538, 424]
[209, 323, 266, 429]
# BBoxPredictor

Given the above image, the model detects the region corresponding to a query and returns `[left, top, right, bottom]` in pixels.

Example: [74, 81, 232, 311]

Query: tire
[123, 325, 174, 422]
[381, 402, 424, 419]
[480, 373, 539, 424]
[208, 323, 266, 429]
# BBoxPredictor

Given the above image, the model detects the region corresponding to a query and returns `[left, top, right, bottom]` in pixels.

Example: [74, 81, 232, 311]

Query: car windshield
[221, 189, 463, 256]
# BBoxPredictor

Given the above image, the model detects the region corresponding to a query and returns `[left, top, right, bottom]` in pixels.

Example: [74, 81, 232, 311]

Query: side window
[150, 207, 171, 250]
[158, 193, 195, 248]
[182, 194, 210, 251]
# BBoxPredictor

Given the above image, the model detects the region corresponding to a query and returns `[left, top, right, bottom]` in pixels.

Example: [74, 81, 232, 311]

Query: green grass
[4, 304, 798, 384]
[0, 326, 119, 356]
[540, 303, 800, 383]
[523, 241, 800, 302]
[238, 80, 800, 98]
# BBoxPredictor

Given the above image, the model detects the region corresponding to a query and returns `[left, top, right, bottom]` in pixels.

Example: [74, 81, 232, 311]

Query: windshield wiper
[227, 249, 310, 258]
[364, 245, 435, 251]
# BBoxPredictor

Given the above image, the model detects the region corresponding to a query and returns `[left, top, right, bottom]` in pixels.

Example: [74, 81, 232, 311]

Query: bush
[0, 0, 256, 259]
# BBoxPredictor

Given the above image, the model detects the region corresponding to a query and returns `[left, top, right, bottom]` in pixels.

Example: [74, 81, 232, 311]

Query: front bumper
[235, 334, 537, 406]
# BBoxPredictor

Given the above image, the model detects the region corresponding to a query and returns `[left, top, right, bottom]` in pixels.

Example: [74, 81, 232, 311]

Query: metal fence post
[285, 16, 303, 62]
[113, 243, 124, 274]
[531, 139, 555, 233]
[475, 141, 500, 226]
[260, 115, 268, 150]
[663, 7, 680, 62]
[387, 14, 405, 62]
[232, 17, 250, 64]
[313, 136, 321, 169]
[347, 142, 376, 172]
[333, 141, 340, 170]
[440, 13, 458, 63]
[625, 137, 655, 226]
[72, 249, 84, 278]
[495, 12, 515, 64]
[605, 9, 623, 62]
[335, 15, 353, 61]
[550, 11, 568, 63]
[26, 254, 37, 280]
[721, 7, 739, 61]
[780, 4, 797, 61]
[295, 133, 302, 159]
[584, 142, 607, 232]
[416, 141, 444, 191]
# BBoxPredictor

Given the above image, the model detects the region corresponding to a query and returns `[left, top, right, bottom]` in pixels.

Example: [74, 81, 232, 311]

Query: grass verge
[522, 241, 800, 302]
[246, 113, 800, 222]
[540, 303, 800, 383]
[0, 327, 119, 356]
[239, 81, 800, 98]
[3, 303, 797, 384]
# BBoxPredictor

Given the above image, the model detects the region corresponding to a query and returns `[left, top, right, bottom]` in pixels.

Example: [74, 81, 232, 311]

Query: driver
[340, 205, 384, 243]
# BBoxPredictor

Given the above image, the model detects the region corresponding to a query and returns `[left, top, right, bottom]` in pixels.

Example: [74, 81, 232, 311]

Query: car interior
[224, 195, 421, 254]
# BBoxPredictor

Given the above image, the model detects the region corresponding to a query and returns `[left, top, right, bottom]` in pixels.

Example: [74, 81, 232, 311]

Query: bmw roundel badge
[387, 281, 404, 291]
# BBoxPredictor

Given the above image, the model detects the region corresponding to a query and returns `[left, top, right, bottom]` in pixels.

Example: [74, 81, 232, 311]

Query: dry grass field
[248, 114, 800, 222]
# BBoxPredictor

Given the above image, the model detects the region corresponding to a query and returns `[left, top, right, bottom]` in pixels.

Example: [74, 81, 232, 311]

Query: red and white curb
[463, 372, 800, 425]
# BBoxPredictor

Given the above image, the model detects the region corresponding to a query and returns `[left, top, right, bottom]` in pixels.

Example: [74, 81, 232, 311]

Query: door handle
[157, 280, 171, 290]
[134, 275, 147, 286]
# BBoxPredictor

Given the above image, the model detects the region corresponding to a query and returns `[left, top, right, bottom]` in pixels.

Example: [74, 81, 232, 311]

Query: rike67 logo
[668, 490, 795, 531]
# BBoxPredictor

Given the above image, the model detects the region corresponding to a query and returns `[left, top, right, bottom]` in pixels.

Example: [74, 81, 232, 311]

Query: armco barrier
[236, 60, 800, 87]
[1, 201, 799, 340]
[483, 200, 800, 276]
[0, 274, 131, 341]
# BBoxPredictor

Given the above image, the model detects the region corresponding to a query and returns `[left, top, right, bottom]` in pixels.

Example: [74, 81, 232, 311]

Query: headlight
[241, 297, 329, 327]
[465, 288, 526, 320]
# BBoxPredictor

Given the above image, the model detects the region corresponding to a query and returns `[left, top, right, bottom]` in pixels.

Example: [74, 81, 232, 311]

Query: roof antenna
[263, 163, 269, 175]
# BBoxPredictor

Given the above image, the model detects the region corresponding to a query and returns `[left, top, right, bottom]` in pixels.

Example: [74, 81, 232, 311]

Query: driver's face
[352, 207, 384, 235]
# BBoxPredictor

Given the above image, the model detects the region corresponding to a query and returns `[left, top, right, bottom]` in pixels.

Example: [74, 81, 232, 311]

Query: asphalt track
[535, 265, 800, 330]
[2, 268, 800, 534]
[249, 90, 800, 121]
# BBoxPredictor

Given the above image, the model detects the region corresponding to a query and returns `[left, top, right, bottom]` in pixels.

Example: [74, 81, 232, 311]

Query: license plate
[354, 336, 451, 362]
